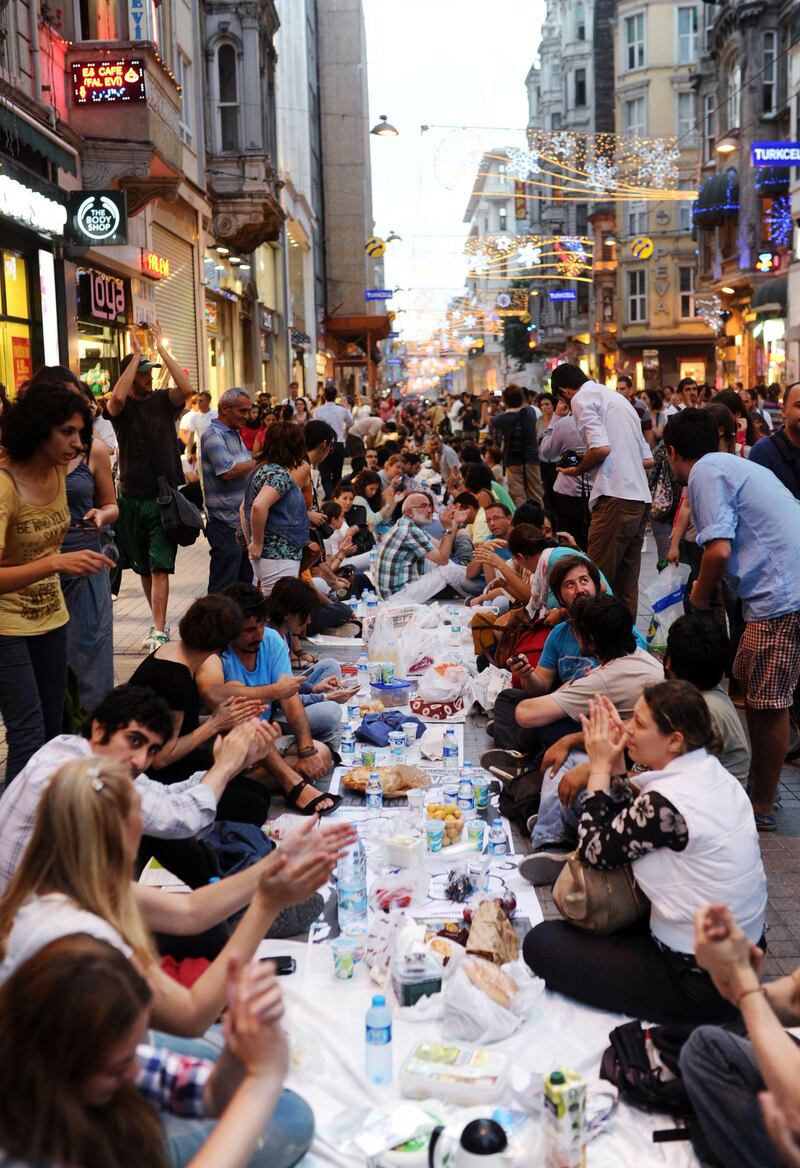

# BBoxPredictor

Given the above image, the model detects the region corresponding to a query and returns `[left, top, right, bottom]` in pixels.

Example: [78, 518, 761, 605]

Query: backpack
[599, 1020, 696, 1119]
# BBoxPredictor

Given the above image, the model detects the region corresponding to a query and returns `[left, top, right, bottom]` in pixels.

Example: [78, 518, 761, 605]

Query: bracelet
[736, 985, 766, 1009]
[297, 746, 317, 759]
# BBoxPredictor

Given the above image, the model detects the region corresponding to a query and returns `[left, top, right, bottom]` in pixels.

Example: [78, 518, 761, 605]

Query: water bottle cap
[208, 876, 221, 883]
[372, 994, 386, 1007]
[492, 818, 502, 826]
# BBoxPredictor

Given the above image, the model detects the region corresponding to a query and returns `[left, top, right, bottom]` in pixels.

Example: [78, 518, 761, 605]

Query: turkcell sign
[751, 142, 800, 166]
[365, 289, 393, 300]
[548, 290, 577, 301]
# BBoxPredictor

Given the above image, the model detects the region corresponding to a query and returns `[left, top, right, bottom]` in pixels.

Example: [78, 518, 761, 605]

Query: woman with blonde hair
[0, 755, 353, 1037]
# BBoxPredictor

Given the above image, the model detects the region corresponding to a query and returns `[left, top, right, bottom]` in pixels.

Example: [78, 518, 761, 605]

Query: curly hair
[1, 382, 93, 462]
[256, 420, 307, 468]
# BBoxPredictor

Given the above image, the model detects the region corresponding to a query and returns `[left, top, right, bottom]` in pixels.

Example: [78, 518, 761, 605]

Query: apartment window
[763, 31, 777, 115]
[678, 194, 692, 233]
[677, 91, 696, 141]
[677, 6, 698, 65]
[176, 53, 193, 147]
[703, 92, 716, 161]
[575, 204, 588, 237]
[575, 69, 587, 107]
[679, 266, 696, 318]
[628, 269, 647, 323]
[575, 2, 586, 40]
[498, 207, 508, 233]
[726, 55, 741, 130]
[217, 44, 240, 152]
[624, 12, 645, 71]
[627, 201, 647, 236]
[551, 112, 562, 131]
[623, 96, 646, 137]
[703, 2, 715, 52]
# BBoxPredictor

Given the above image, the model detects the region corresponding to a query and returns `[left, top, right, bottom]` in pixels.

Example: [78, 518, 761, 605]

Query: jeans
[285, 658, 343, 749]
[152, 1029, 315, 1168]
[587, 496, 650, 621]
[207, 516, 253, 593]
[388, 560, 470, 604]
[0, 624, 69, 784]
[530, 753, 589, 849]
[60, 569, 114, 714]
[680, 1026, 781, 1168]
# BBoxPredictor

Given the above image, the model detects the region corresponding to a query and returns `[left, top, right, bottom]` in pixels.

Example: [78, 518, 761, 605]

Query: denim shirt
[243, 464, 310, 555]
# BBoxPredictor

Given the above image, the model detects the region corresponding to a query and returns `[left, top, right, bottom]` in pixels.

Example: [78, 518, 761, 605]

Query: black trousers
[319, 442, 345, 498]
[492, 688, 580, 755]
[554, 492, 589, 551]
[523, 919, 740, 1026]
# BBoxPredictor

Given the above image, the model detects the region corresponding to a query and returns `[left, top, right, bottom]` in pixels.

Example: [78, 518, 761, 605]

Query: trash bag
[642, 563, 691, 651]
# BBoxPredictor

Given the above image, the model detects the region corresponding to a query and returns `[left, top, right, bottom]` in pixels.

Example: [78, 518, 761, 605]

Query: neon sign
[140, 250, 170, 279]
[71, 59, 146, 105]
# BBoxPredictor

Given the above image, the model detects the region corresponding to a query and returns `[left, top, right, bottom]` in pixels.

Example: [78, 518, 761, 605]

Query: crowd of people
[1, 333, 800, 1166]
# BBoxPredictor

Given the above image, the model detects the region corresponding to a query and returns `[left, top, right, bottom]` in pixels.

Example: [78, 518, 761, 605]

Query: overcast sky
[363, 0, 547, 340]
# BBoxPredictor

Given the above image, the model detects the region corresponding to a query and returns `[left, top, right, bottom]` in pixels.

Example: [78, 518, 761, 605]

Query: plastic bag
[642, 563, 691, 651]
[367, 611, 399, 664]
[472, 663, 513, 713]
[398, 611, 449, 677]
[442, 958, 543, 1044]
[417, 663, 475, 704]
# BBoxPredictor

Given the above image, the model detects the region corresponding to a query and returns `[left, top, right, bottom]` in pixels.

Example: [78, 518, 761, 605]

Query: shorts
[733, 610, 800, 709]
[117, 494, 178, 576]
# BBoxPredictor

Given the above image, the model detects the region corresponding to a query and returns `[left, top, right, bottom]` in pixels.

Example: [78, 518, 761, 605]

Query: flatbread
[342, 764, 430, 798]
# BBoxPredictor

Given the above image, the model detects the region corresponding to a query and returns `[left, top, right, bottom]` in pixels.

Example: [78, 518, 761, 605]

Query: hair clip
[88, 764, 104, 791]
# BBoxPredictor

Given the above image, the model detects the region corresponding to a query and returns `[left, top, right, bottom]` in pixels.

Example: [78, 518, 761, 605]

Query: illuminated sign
[751, 142, 800, 166]
[66, 190, 128, 247]
[548, 290, 577, 301]
[140, 250, 170, 279]
[0, 174, 66, 236]
[71, 59, 146, 105]
[755, 251, 780, 273]
[79, 268, 127, 324]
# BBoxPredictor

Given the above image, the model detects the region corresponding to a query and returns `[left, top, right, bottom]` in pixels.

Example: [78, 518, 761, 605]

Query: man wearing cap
[108, 321, 195, 651]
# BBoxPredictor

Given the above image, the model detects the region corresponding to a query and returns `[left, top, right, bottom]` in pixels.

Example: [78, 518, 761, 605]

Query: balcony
[206, 155, 285, 253]
[66, 41, 183, 212]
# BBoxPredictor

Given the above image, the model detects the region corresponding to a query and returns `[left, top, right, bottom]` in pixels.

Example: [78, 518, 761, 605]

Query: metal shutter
[151, 224, 199, 390]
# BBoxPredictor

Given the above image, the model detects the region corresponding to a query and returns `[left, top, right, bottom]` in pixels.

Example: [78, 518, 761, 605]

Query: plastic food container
[370, 680, 417, 708]
[399, 1040, 510, 1105]
[391, 955, 443, 1007]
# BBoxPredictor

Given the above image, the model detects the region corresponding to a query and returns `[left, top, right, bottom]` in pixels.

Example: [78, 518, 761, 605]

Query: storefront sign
[79, 269, 127, 323]
[260, 307, 274, 332]
[71, 59, 146, 105]
[129, 0, 156, 41]
[11, 336, 31, 386]
[140, 250, 170, 279]
[365, 289, 393, 300]
[67, 191, 128, 247]
[0, 174, 66, 237]
[514, 180, 527, 220]
[205, 299, 218, 329]
[751, 142, 800, 166]
[548, 290, 577, 301]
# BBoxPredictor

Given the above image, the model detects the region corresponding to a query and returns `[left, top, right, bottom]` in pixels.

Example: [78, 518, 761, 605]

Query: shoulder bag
[552, 850, 650, 935]
[128, 402, 204, 547]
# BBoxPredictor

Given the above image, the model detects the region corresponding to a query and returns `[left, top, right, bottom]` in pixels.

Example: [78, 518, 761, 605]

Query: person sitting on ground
[523, 683, 767, 1025]
[447, 491, 480, 569]
[330, 480, 374, 555]
[373, 492, 470, 604]
[0, 935, 311, 1168]
[665, 614, 751, 786]
[351, 469, 396, 530]
[462, 461, 515, 541]
[681, 904, 800, 1168]
[266, 577, 357, 751]
[471, 524, 550, 607]
[197, 583, 339, 815]
[465, 501, 514, 599]
[0, 754, 352, 1044]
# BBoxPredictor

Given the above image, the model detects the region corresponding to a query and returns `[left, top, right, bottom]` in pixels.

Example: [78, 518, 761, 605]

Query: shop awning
[755, 166, 790, 196]
[693, 169, 739, 227]
[0, 102, 77, 176]
[752, 276, 787, 315]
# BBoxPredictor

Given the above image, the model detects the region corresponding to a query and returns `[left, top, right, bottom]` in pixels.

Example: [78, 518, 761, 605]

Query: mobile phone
[261, 955, 296, 975]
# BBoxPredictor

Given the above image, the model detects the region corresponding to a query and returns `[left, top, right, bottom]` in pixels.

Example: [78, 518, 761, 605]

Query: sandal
[285, 779, 342, 817]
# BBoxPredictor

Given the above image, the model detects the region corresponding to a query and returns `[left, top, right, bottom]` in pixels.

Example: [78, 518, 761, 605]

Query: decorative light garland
[765, 196, 792, 249]
[695, 294, 724, 333]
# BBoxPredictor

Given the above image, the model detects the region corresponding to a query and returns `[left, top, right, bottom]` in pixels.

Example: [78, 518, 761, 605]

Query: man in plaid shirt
[374, 492, 470, 603]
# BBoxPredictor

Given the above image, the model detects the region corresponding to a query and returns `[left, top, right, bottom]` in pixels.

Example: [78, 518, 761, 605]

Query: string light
[695, 294, 725, 333]
[765, 196, 792, 249]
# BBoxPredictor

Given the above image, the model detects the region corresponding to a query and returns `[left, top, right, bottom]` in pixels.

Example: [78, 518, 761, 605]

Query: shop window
[627, 269, 647, 323]
[0, 251, 32, 394]
[217, 43, 240, 153]
[624, 12, 645, 71]
[679, 266, 696, 318]
[677, 6, 698, 65]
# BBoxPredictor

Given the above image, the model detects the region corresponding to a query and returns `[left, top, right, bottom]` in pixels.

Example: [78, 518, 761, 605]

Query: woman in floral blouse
[523, 682, 767, 1024]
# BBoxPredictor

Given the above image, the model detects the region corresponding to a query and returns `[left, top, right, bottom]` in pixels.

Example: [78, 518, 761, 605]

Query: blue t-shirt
[688, 452, 800, 621]
[482, 535, 512, 561]
[221, 626, 292, 720]
[540, 620, 648, 682]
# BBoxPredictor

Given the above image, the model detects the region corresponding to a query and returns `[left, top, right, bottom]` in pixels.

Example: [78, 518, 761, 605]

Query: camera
[559, 450, 581, 469]
[316, 522, 334, 541]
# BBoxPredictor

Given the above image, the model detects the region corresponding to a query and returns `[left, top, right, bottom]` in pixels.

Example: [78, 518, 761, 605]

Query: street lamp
[370, 115, 399, 138]
[716, 136, 738, 156]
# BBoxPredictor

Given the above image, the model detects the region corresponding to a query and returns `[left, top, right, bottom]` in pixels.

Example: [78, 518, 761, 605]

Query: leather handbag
[156, 475, 204, 547]
[552, 851, 650, 935]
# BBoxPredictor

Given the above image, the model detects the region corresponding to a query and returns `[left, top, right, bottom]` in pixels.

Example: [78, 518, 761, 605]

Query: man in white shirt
[314, 385, 354, 496]
[181, 390, 217, 465]
[551, 363, 653, 619]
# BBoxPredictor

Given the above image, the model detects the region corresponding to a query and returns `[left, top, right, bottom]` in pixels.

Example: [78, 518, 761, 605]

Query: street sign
[631, 236, 654, 259]
[388, 330, 400, 337]
[751, 142, 800, 166]
[365, 289, 393, 300]
[548, 290, 577, 301]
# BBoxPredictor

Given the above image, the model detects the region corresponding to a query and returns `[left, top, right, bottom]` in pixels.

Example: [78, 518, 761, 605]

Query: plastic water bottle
[443, 727, 458, 773]
[357, 649, 370, 686]
[457, 760, 475, 812]
[369, 548, 378, 574]
[365, 591, 379, 613]
[336, 830, 367, 927]
[365, 994, 393, 1084]
[487, 818, 508, 857]
[450, 607, 462, 635]
[341, 725, 356, 757]
[366, 770, 383, 810]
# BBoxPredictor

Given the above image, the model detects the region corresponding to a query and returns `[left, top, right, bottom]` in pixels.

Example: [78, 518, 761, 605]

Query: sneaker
[754, 812, 778, 833]
[518, 849, 572, 887]
[142, 625, 155, 647]
[526, 812, 539, 834]
[480, 748, 535, 783]
[144, 630, 170, 653]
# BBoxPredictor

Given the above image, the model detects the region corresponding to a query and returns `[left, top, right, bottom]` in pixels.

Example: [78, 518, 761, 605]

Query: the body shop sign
[79, 268, 128, 324]
[71, 59, 146, 105]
